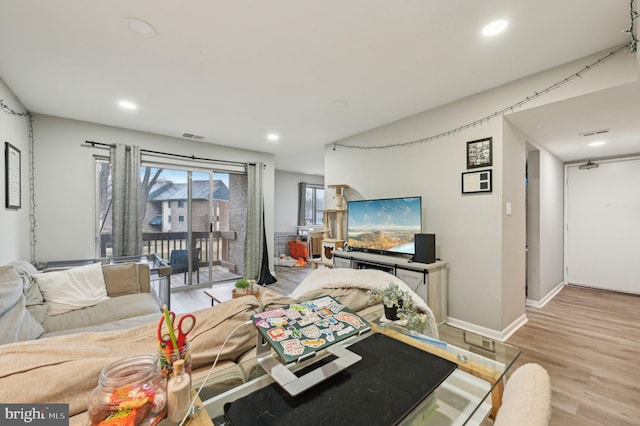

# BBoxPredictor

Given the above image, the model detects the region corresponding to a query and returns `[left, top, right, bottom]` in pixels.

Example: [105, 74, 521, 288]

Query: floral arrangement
[368, 282, 406, 309]
[368, 283, 428, 330]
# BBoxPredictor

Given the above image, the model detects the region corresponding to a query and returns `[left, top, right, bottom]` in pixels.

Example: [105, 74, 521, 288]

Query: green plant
[368, 283, 428, 325]
[235, 278, 250, 289]
[368, 283, 406, 309]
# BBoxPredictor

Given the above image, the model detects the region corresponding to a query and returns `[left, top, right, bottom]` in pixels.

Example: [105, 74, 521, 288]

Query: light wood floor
[169, 264, 312, 313]
[507, 285, 640, 426]
[171, 271, 640, 425]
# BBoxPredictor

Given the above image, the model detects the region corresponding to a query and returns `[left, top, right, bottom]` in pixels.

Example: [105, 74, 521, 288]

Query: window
[95, 158, 245, 290]
[305, 184, 325, 225]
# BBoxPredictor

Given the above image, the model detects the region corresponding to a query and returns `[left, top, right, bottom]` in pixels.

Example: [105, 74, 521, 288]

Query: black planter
[384, 301, 402, 321]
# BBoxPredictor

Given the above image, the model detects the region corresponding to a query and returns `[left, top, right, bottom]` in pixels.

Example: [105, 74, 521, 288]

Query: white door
[565, 158, 640, 294]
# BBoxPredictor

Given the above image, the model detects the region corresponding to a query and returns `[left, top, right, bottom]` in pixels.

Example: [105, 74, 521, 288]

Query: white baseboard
[526, 281, 565, 308]
[444, 283, 566, 342]
[446, 313, 528, 342]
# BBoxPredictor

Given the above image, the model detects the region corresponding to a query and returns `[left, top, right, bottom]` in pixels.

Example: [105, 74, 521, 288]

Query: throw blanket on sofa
[290, 268, 438, 337]
[0, 296, 259, 418]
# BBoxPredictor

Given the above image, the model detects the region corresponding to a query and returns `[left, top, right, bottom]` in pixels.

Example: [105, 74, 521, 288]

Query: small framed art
[5, 142, 21, 209]
[466, 137, 492, 169]
[462, 169, 492, 194]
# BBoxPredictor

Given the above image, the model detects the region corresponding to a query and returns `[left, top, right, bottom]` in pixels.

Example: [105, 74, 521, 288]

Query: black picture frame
[5, 142, 21, 209]
[466, 137, 492, 169]
[462, 169, 492, 194]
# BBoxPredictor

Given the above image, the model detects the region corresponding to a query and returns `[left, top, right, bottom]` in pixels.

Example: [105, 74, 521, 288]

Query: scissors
[157, 312, 196, 350]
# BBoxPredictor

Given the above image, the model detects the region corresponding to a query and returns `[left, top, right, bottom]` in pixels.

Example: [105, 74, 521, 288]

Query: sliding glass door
[96, 161, 244, 298]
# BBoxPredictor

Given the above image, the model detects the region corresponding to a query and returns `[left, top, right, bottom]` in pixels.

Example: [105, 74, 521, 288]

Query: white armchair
[494, 363, 552, 426]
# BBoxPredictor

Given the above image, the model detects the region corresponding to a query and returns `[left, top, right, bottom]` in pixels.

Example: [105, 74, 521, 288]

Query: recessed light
[266, 133, 280, 141]
[482, 19, 508, 36]
[588, 140, 606, 147]
[125, 17, 156, 37]
[118, 100, 138, 110]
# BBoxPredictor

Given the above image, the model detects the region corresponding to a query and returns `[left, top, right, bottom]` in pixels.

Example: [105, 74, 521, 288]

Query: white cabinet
[333, 255, 351, 269]
[395, 268, 427, 302]
[333, 250, 448, 323]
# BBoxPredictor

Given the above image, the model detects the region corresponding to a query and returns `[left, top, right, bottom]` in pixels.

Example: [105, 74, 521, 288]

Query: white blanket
[291, 268, 437, 337]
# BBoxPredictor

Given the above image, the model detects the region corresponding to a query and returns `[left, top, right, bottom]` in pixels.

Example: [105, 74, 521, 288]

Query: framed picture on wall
[462, 169, 492, 194]
[466, 137, 492, 169]
[5, 142, 21, 209]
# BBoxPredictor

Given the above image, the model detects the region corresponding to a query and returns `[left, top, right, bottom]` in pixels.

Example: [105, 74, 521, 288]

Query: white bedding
[291, 268, 437, 336]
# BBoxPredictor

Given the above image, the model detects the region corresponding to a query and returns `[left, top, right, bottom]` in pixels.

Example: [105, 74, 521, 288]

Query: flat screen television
[347, 196, 422, 255]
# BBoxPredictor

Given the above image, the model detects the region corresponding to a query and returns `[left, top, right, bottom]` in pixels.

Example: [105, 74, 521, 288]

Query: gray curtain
[111, 144, 142, 256]
[243, 163, 264, 279]
[297, 182, 307, 226]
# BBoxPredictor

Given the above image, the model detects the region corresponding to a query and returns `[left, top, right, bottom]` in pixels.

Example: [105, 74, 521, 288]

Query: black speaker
[413, 233, 436, 264]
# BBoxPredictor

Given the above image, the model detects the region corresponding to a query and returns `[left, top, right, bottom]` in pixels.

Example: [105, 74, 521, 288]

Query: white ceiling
[0, 1, 637, 175]
[507, 81, 640, 162]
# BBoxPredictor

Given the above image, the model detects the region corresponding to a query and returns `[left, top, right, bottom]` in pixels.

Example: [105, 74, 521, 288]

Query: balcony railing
[100, 230, 238, 273]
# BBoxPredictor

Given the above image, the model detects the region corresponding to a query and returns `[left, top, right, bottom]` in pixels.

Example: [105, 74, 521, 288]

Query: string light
[335, 45, 628, 151]
[1, 99, 37, 261]
[335, 1, 638, 151]
[0, 99, 30, 117]
[627, 0, 639, 54]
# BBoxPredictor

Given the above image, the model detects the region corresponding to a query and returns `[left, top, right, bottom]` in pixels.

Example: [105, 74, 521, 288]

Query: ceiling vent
[182, 133, 205, 140]
[580, 129, 609, 137]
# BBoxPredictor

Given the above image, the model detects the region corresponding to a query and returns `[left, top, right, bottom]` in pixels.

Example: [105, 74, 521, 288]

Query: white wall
[518, 133, 565, 305]
[0, 77, 31, 264]
[501, 120, 527, 326]
[538, 148, 565, 299]
[274, 170, 323, 233]
[324, 47, 636, 334]
[326, 114, 507, 331]
[31, 114, 275, 263]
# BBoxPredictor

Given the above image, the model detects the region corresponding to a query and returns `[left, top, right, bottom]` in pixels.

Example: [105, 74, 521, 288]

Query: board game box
[251, 295, 372, 364]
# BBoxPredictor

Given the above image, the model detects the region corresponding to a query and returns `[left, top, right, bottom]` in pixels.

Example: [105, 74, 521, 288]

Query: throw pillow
[102, 263, 141, 297]
[9, 260, 47, 323]
[0, 266, 45, 344]
[34, 262, 110, 316]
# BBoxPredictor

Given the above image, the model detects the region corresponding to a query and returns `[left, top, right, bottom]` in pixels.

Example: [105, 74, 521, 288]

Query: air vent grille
[182, 133, 205, 140]
[580, 129, 609, 137]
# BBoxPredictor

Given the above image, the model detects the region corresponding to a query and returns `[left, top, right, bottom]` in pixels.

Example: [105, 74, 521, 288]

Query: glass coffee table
[190, 312, 520, 426]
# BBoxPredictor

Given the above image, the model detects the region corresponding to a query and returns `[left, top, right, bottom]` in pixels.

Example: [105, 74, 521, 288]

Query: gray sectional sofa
[0, 266, 436, 425]
[0, 261, 160, 344]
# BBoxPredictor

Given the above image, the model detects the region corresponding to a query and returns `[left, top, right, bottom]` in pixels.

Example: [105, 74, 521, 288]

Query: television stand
[333, 250, 448, 323]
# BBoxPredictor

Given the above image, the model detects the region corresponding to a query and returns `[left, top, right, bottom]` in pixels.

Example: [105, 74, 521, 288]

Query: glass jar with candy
[88, 354, 167, 426]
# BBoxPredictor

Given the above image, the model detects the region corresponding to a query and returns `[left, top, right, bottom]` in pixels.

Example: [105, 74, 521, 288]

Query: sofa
[0, 261, 160, 344]
[0, 268, 437, 425]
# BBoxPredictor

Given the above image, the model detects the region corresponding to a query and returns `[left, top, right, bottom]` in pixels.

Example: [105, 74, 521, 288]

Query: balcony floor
[168, 263, 315, 314]
[169, 266, 242, 289]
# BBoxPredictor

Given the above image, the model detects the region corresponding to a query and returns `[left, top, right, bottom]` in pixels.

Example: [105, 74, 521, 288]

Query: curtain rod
[83, 140, 256, 167]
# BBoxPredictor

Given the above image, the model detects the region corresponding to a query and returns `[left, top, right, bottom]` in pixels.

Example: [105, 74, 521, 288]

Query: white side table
[203, 283, 236, 306]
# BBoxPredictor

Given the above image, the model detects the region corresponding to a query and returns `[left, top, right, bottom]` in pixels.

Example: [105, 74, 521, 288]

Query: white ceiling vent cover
[580, 129, 610, 137]
[182, 133, 205, 140]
